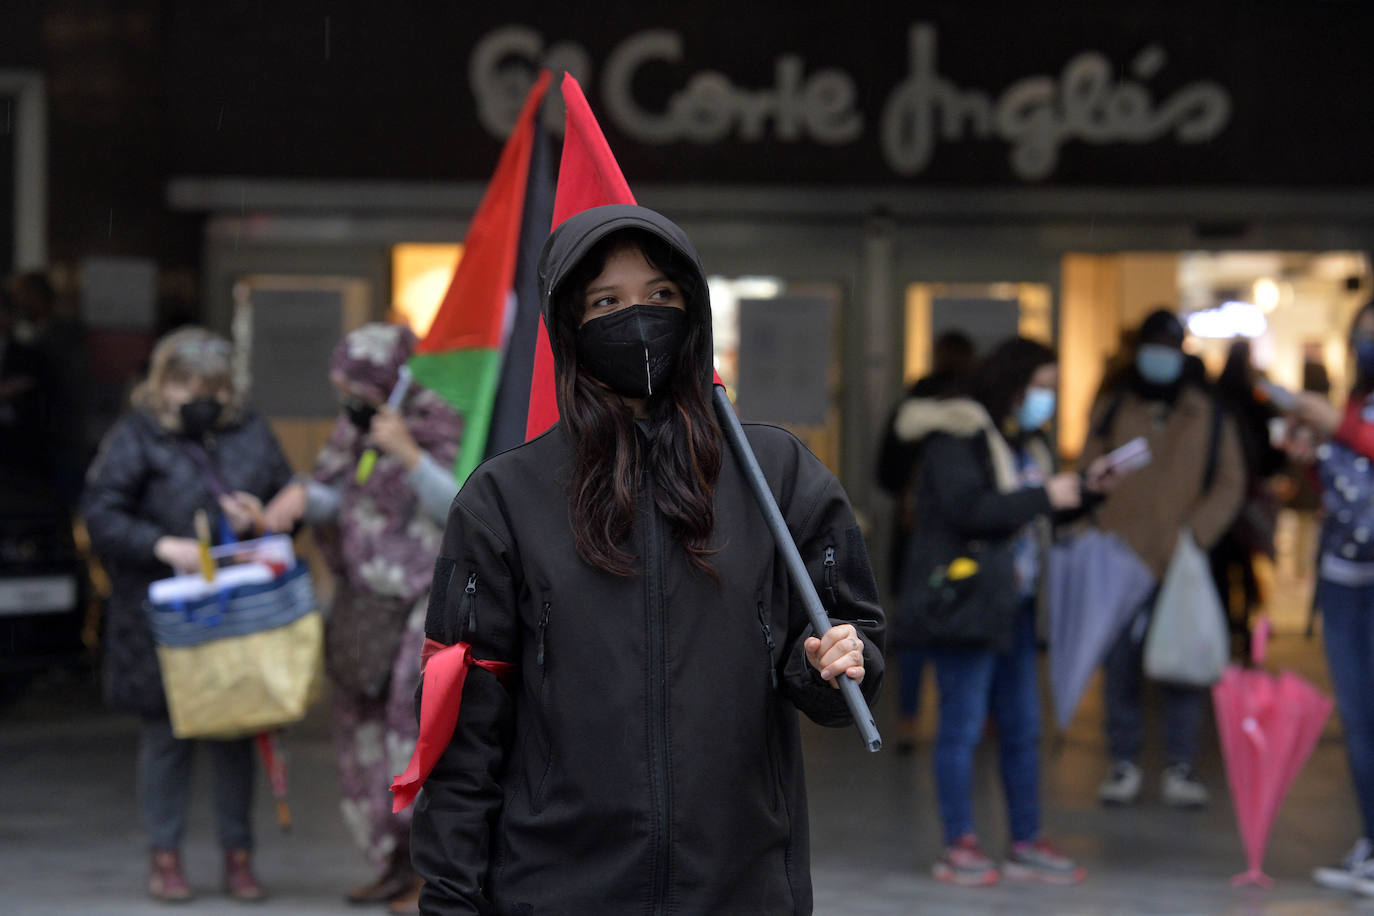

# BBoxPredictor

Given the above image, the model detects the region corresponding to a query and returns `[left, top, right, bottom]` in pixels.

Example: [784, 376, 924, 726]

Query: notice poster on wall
[736, 295, 834, 427]
[931, 296, 1020, 361]
[236, 287, 345, 418]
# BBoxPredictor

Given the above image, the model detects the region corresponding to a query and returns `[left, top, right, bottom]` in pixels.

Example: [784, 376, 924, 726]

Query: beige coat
[1080, 385, 1246, 579]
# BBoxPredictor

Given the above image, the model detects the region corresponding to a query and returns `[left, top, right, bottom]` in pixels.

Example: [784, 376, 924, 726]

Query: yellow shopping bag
[148, 562, 324, 739]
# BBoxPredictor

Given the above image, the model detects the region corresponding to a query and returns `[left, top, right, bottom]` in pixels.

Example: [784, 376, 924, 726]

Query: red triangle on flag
[551, 73, 637, 228]
[525, 74, 635, 440]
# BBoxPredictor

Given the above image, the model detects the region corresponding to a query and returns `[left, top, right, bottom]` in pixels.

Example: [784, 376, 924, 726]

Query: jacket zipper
[756, 602, 778, 690]
[536, 601, 551, 668]
[644, 471, 671, 914]
[757, 601, 781, 813]
[823, 546, 838, 609]
[530, 600, 554, 814]
[461, 573, 478, 639]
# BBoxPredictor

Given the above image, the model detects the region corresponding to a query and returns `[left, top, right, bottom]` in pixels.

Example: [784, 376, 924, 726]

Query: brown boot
[148, 849, 194, 903]
[386, 877, 423, 915]
[223, 848, 267, 903]
[346, 856, 416, 905]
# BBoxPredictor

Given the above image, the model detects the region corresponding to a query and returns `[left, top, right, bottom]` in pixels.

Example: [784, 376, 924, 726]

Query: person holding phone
[1081, 310, 1246, 810]
[893, 337, 1115, 886]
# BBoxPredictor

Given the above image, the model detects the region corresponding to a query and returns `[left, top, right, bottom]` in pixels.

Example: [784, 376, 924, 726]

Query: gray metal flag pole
[712, 384, 882, 752]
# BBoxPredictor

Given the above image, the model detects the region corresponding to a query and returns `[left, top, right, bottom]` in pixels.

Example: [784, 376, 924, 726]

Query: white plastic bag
[1144, 528, 1228, 687]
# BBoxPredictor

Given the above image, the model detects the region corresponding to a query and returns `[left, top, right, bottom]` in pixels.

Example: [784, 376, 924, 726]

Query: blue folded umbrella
[1047, 530, 1156, 730]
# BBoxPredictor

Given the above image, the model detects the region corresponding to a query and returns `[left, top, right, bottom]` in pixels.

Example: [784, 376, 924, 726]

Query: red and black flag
[524, 73, 720, 439]
[523, 73, 638, 440]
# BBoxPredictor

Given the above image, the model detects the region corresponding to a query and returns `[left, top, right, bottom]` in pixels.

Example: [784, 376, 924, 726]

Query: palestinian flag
[410, 70, 553, 484]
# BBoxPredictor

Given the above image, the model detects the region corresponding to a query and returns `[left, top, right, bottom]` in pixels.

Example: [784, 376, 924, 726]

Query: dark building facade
[4, 2, 1374, 580]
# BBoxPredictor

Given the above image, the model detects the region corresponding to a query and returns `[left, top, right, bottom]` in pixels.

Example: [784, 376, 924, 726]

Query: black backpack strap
[1091, 391, 1127, 446]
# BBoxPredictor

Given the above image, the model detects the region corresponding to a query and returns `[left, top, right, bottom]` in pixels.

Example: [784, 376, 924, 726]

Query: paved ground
[4, 570, 1372, 915]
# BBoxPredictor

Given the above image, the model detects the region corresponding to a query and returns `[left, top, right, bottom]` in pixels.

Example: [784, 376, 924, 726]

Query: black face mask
[576, 305, 688, 399]
[179, 397, 223, 440]
[341, 397, 377, 432]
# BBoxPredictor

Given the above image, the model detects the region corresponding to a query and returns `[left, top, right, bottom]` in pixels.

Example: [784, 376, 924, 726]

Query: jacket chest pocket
[522, 600, 555, 815]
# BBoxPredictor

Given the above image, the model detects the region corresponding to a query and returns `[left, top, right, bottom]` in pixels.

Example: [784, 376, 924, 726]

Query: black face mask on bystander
[178, 398, 223, 440]
[341, 398, 377, 432]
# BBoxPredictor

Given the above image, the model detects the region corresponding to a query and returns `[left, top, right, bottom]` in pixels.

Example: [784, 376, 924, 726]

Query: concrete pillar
[847, 214, 898, 547]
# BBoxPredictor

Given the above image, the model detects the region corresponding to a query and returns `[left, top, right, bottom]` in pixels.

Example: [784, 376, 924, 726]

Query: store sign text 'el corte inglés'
[470, 23, 1233, 182]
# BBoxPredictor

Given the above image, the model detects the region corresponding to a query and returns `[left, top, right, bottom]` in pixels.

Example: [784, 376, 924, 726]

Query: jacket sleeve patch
[425, 556, 458, 643]
[844, 524, 879, 604]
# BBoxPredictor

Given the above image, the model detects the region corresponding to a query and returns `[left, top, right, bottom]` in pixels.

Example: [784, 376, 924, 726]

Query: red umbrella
[254, 731, 292, 832]
[1212, 640, 1332, 888]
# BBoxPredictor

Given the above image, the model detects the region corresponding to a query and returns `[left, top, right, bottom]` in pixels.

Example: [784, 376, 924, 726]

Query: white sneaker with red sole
[1003, 838, 1087, 885]
[932, 834, 1000, 887]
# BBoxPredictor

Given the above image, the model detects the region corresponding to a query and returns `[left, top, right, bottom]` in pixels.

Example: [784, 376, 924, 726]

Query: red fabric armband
[390, 639, 514, 812]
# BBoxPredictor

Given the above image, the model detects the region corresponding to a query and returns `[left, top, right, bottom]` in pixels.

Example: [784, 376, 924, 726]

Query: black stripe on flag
[486, 114, 556, 458]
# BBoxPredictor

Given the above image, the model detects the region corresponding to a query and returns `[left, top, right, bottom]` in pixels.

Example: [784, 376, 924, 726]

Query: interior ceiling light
[1252, 278, 1281, 312]
[1187, 301, 1268, 339]
[731, 276, 784, 300]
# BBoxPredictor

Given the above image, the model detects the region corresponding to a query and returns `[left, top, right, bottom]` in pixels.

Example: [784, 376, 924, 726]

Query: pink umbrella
[254, 731, 292, 832]
[1212, 659, 1333, 888]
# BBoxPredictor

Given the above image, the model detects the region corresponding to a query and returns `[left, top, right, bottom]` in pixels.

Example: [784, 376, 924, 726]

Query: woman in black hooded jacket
[408, 205, 884, 915]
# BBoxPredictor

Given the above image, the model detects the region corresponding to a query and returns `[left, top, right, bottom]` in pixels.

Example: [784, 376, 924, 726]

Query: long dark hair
[969, 336, 1057, 429]
[1216, 339, 1253, 401]
[551, 230, 722, 577]
[1350, 299, 1374, 395]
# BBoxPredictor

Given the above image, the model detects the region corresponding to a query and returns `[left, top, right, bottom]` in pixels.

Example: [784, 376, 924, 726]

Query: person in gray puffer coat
[82, 327, 294, 903]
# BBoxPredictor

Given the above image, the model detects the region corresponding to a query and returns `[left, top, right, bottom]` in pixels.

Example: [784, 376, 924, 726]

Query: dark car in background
[0, 477, 91, 700]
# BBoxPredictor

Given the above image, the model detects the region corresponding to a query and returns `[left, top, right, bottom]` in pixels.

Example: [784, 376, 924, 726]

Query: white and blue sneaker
[1314, 837, 1374, 892]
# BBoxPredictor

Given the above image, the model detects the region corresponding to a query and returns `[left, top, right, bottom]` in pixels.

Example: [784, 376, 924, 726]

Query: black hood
[536, 204, 715, 395]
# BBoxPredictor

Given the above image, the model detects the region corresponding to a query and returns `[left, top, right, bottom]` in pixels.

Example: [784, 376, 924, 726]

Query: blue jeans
[1317, 580, 1374, 842]
[931, 601, 1041, 846]
[1103, 601, 1207, 766]
[898, 648, 927, 719]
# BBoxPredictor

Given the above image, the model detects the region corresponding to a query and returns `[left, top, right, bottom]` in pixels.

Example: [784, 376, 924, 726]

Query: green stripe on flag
[409, 348, 501, 487]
